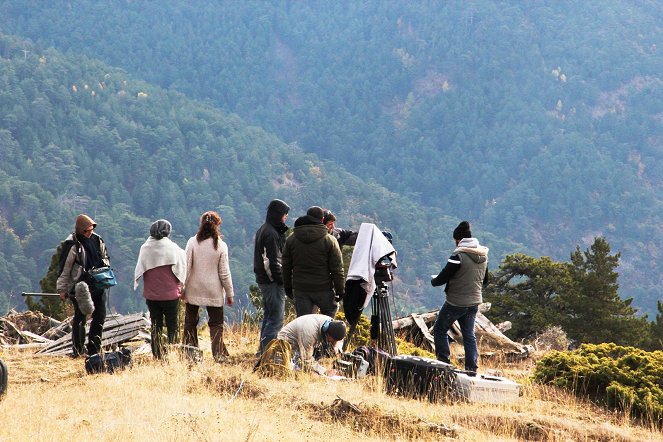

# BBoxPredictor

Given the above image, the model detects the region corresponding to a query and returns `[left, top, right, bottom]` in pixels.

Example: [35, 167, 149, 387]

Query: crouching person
[275, 314, 346, 376]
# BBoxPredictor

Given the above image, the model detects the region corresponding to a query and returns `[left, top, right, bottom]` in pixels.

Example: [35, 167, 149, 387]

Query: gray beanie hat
[150, 219, 172, 240]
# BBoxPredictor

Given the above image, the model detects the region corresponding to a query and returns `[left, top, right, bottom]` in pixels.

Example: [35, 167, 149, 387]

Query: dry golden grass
[1, 324, 661, 442]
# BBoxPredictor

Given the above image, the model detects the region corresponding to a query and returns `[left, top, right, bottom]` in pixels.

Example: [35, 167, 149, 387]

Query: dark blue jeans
[257, 282, 286, 356]
[433, 302, 479, 372]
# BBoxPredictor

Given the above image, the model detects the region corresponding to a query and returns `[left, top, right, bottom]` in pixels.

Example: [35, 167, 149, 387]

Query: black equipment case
[386, 355, 456, 402]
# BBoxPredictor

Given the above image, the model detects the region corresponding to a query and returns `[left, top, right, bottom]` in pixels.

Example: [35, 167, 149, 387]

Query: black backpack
[58, 235, 103, 276]
[57, 238, 77, 275]
[85, 348, 132, 375]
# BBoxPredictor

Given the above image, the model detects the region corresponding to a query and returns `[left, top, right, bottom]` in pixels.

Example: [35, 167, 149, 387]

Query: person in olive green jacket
[282, 206, 344, 318]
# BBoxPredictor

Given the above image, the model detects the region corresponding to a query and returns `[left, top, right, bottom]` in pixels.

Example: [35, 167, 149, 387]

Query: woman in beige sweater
[183, 211, 235, 362]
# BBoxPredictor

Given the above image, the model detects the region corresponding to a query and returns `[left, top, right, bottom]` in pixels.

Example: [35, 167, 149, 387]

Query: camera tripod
[342, 280, 397, 356]
[370, 280, 397, 356]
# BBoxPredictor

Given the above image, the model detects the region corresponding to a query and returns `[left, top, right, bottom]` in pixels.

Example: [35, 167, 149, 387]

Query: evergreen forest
[0, 1, 661, 328]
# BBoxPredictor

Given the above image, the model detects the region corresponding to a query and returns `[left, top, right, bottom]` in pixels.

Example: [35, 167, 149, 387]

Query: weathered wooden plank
[411, 314, 436, 351]
[20, 330, 54, 343]
[0, 318, 30, 344]
[37, 314, 151, 355]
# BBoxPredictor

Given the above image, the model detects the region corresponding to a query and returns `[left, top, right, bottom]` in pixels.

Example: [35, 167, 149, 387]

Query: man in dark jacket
[282, 206, 345, 318]
[431, 221, 488, 375]
[254, 199, 290, 356]
[322, 209, 357, 247]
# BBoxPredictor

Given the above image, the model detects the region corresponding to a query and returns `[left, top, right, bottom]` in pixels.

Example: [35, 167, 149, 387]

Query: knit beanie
[75, 214, 96, 235]
[150, 219, 172, 240]
[325, 320, 347, 341]
[453, 221, 472, 241]
[306, 206, 324, 221]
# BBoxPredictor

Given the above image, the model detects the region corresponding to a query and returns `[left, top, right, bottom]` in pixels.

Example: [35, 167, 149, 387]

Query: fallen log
[392, 306, 531, 361]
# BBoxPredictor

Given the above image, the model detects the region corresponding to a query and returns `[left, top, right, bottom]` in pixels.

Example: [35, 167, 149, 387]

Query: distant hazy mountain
[0, 0, 661, 315]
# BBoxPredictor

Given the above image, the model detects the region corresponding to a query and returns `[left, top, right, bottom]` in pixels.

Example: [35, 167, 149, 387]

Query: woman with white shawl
[134, 219, 187, 359]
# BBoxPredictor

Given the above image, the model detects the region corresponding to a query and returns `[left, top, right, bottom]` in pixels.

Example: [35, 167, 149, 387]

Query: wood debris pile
[1, 310, 151, 355]
[0, 310, 66, 347]
[392, 303, 532, 361]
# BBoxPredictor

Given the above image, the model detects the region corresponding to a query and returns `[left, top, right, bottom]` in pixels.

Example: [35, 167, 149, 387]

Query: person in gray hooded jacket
[431, 221, 488, 374]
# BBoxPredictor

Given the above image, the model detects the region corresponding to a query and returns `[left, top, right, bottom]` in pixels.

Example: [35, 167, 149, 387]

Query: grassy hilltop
[1, 323, 661, 442]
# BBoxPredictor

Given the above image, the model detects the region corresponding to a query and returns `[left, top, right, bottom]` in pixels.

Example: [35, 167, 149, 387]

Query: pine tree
[25, 244, 71, 320]
[484, 253, 572, 340]
[652, 301, 663, 350]
[563, 237, 649, 346]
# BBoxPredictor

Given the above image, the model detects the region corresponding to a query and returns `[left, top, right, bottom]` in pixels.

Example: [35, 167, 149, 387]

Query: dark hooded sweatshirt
[282, 215, 345, 296]
[253, 199, 290, 285]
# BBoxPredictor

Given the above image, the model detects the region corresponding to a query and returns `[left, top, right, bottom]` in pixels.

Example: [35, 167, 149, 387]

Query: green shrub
[533, 343, 663, 426]
[396, 339, 436, 358]
[335, 311, 371, 349]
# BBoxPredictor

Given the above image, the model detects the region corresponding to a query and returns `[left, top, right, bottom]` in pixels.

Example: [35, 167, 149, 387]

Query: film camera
[374, 254, 394, 285]
[334, 352, 370, 378]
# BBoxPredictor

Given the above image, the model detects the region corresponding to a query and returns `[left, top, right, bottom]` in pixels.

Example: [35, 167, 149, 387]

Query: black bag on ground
[385, 355, 456, 402]
[0, 358, 7, 399]
[352, 345, 392, 375]
[85, 348, 132, 374]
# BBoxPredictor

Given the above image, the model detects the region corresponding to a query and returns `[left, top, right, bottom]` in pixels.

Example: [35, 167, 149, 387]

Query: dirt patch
[299, 397, 457, 440]
[200, 373, 265, 399]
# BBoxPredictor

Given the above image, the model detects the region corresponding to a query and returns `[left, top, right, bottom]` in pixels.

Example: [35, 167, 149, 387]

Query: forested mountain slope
[0, 1, 661, 314]
[0, 34, 522, 314]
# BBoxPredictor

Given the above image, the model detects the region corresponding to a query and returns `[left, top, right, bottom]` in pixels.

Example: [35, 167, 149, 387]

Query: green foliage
[0, 33, 467, 315]
[485, 253, 573, 340]
[334, 311, 370, 350]
[396, 339, 436, 359]
[653, 301, 663, 350]
[1, 0, 660, 316]
[562, 238, 650, 347]
[0, 3, 662, 322]
[533, 343, 663, 427]
[25, 244, 70, 320]
[486, 237, 654, 347]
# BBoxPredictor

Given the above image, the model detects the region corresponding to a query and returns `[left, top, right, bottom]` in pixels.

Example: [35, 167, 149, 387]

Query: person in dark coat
[253, 199, 290, 356]
[322, 209, 357, 247]
[282, 206, 345, 318]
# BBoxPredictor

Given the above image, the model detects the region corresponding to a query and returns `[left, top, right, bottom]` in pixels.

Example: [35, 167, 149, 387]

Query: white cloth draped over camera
[346, 223, 397, 309]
